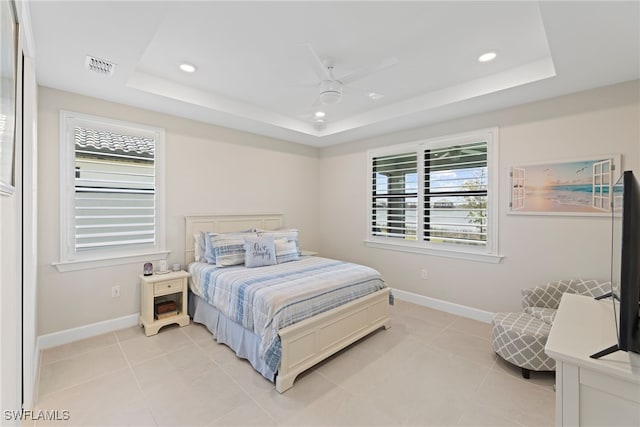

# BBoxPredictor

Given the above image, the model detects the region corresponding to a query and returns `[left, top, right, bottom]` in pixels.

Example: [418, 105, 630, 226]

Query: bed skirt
[188, 291, 276, 381]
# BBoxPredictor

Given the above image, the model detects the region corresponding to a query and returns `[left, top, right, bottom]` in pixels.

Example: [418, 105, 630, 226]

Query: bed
[185, 214, 391, 393]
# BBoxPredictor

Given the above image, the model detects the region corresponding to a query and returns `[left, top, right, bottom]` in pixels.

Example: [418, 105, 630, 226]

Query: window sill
[363, 239, 503, 264]
[53, 250, 170, 272]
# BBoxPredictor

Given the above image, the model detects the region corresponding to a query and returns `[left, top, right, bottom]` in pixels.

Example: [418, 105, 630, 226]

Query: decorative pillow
[274, 237, 300, 263]
[243, 236, 277, 268]
[203, 232, 219, 264]
[258, 229, 300, 263]
[194, 233, 206, 262]
[202, 229, 256, 265]
[212, 231, 256, 267]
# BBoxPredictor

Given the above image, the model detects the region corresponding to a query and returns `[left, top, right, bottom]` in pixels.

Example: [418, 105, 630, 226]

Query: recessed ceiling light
[179, 63, 197, 73]
[314, 111, 326, 119]
[368, 92, 384, 100]
[478, 52, 497, 63]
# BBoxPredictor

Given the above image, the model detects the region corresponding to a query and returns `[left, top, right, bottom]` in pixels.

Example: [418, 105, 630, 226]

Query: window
[372, 153, 418, 240]
[367, 128, 501, 263]
[57, 111, 166, 271]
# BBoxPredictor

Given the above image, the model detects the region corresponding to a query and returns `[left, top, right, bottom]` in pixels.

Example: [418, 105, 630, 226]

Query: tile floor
[34, 300, 555, 426]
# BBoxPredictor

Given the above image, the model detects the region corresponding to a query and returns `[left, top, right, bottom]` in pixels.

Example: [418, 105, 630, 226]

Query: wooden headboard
[184, 213, 284, 264]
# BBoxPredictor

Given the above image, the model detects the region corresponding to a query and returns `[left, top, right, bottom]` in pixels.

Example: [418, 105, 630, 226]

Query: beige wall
[37, 87, 321, 335]
[37, 80, 640, 336]
[318, 80, 640, 313]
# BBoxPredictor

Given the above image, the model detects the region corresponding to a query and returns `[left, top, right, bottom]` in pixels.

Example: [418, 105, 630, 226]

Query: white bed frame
[185, 214, 391, 393]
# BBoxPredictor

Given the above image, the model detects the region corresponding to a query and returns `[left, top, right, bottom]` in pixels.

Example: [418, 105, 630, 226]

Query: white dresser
[545, 293, 640, 426]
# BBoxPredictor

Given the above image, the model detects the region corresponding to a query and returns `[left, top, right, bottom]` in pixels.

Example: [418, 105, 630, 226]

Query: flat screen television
[591, 170, 640, 358]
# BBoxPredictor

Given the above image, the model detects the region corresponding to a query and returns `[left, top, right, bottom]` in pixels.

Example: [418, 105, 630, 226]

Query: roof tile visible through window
[74, 127, 155, 157]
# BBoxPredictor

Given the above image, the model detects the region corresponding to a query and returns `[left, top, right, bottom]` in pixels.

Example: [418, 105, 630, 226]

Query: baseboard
[391, 288, 494, 323]
[37, 313, 140, 350]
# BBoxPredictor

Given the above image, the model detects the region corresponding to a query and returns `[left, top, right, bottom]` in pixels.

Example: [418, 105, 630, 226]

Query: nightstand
[139, 270, 190, 336]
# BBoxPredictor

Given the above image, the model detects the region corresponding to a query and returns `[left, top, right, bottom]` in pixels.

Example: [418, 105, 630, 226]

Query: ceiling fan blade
[339, 57, 399, 84]
[288, 81, 318, 88]
[303, 43, 332, 81]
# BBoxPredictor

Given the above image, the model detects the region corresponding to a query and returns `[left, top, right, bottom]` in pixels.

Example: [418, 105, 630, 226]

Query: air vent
[84, 55, 116, 77]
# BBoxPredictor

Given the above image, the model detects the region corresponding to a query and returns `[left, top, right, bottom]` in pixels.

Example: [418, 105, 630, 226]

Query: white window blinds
[424, 142, 488, 246]
[371, 152, 418, 240]
[58, 111, 166, 271]
[73, 127, 156, 252]
[367, 128, 499, 261]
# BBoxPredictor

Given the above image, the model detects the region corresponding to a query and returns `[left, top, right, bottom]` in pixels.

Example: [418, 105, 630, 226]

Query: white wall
[37, 87, 321, 336]
[318, 80, 640, 313]
[0, 187, 20, 419]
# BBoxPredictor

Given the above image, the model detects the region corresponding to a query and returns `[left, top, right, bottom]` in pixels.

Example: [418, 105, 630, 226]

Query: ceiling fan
[301, 43, 398, 107]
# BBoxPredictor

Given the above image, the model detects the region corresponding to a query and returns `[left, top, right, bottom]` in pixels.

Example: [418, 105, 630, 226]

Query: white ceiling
[29, 1, 639, 147]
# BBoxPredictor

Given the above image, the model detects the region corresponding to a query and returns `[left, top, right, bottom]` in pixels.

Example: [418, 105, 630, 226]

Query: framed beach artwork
[509, 154, 621, 216]
[0, 0, 18, 196]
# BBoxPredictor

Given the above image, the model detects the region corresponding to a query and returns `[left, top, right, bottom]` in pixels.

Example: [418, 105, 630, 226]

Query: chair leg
[521, 368, 531, 379]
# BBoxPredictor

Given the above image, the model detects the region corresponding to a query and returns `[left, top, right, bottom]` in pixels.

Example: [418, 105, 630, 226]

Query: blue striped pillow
[257, 229, 300, 263]
[203, 232, 218, 264]
[211, 231, 257, 267]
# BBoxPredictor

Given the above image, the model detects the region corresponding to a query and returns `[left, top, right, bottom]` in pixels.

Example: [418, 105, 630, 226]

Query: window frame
[55, 111, 168, 272]
[365, 127, 502, 263]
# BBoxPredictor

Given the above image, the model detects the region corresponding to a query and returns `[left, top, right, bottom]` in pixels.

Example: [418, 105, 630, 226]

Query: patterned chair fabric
[574, 279, 611, 298]
[521, 278, 610, 310]
[493, 279, 610, 374]
[523, 306, 557, 324]
[521, 279, 573, 310]
[491, 312, 555, 372]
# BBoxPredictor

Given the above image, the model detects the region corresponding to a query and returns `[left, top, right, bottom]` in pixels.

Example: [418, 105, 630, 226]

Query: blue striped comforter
[189, 256, 387, 371]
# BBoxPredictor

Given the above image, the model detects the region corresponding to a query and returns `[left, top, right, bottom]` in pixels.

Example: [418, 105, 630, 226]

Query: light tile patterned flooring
[35, 300, 555, 426]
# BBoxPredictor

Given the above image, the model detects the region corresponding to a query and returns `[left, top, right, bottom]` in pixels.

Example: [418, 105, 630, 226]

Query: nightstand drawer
[153, 279, 183, 296]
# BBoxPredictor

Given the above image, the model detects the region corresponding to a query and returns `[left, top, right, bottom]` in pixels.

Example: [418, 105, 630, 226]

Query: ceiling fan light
[319, 91, 341, 105]
[319, 80, 343, 105]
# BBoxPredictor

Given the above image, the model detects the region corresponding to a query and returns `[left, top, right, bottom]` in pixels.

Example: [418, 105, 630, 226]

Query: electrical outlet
[420, 269, 428, 280]
[111, 285, 121, 298]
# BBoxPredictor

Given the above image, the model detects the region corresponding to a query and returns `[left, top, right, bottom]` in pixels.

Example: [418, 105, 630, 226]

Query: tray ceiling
[29, 1, 640, 147]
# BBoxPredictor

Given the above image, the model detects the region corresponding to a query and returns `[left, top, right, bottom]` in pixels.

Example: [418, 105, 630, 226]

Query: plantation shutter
[371, 152, 418, 239]
[74, 127, 156, 252]
[424, 141, 488, 246]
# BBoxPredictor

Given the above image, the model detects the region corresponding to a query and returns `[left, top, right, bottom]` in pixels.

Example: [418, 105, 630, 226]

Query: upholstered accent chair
[491, 279, 610, 379]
